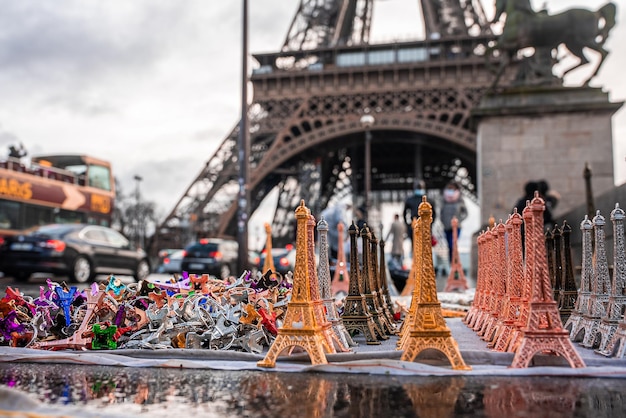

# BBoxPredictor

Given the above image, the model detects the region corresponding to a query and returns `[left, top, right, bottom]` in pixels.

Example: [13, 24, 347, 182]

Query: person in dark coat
[404, 180, 434, 243]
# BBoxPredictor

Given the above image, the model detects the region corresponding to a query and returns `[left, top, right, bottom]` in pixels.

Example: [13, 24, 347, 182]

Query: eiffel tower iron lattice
[156, 1, 505, 249]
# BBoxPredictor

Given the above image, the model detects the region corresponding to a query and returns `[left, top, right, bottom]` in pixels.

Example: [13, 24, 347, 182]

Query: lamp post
[133, 175, 144, 249]
[237, 0, 250, 273]
[360, 113, 374, 215]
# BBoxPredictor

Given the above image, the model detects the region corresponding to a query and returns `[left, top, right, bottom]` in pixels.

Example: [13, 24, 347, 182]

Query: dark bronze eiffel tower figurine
[340, 222, 381, 344]
[557, 221, 579, 323]
[378, 239, 397, 325]
[360, 225, 390, 339]
[368, 231, 396, 334]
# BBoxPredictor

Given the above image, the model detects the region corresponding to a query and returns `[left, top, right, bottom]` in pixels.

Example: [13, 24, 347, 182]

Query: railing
[0, 157, 85, 186]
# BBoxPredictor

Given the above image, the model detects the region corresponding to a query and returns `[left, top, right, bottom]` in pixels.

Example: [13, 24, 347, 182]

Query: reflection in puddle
[1, 364, 625, 417]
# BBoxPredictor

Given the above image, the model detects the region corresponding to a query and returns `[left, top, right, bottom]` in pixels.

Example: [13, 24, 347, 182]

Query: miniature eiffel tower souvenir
[444, 217, 469, 292]
[356, 225, 387, 340]
[474, 227, 496, 334]
[399, 196, 470, 370]
[557, 221, 579, 322]
[398, 216, 423, 349]
[551, 225, 564, 303]
[262, 223, 277, 276]
[596, 204, 626, 356]
[578, 210, 612, 348]
[508, 203, 535, 352]
[464, 231, 486, 327]
[306, 212, 338, 353]
[32, 285, 105, 351]
[400, 218, 419, 297]
[493, 211, 524, 352]
[510, 193, 585, 368]
[257, 201, 334, 367]
[378, 239, 397, 324]
[331, 222, 350, 300]
[340, 222, 381, 344]
[482, 222, 507, 345]
[368, 231, 396, 335]
[317, 216, 354, 350]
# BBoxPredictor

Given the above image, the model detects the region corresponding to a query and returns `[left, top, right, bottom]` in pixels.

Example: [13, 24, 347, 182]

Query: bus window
[88, 164, 112, 191]
[24, 204, 53, 228]
[54, 209, 86, 224]
[0, 201, 19, 229]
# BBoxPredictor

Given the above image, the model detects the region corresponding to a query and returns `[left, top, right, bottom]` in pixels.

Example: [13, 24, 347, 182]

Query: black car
[0, 224, 150, 283]
[181, 238, 238, 279]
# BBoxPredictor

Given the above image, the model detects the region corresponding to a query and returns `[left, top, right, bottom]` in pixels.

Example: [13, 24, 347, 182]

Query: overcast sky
[1, 0, 624, 222]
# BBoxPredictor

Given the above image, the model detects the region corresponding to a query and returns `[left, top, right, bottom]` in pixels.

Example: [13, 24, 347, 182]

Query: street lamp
[360, 113, 374, 214]
[237, 0, 250, 273]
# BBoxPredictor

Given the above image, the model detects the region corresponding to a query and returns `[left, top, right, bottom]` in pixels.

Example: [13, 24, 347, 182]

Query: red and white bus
[0, 154, 115, 237]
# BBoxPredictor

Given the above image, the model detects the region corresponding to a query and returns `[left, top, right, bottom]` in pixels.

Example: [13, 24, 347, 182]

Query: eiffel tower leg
[510, 337, 585, 368]
[258, 336, 329, 368]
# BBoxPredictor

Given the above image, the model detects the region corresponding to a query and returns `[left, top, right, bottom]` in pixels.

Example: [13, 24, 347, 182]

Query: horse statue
[488, 0, 617, 88]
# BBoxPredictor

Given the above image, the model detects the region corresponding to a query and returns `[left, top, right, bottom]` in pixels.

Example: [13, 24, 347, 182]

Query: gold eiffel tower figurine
[400, 196, 471, 370]
[258, 200, 335, 367]
[398, 216, 423, 349]
[262, 222, 276, 275]
[340, 222, 381, 344]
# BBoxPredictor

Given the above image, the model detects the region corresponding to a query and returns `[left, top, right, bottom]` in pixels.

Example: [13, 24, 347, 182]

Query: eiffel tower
[156, 0, 504, 249]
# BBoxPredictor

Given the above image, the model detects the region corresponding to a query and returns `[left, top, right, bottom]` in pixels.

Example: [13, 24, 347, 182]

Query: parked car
[157, 248, 182, 263]
[156, 249, 184, 274]
[257, 245, 296, 275]
[0, 224, 150, 283]
[181, 238, 238, 279]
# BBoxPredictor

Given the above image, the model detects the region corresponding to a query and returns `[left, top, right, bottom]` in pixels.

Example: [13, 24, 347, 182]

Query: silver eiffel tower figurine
[318, 216, 356, 349]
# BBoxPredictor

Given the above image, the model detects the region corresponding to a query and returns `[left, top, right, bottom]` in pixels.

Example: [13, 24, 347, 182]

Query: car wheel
[220, 264, 232, 280]
[71, 256, 93, 284]
[134, 259, 150, 282]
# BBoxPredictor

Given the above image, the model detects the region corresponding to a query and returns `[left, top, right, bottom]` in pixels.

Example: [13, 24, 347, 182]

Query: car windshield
[169, 250, 185, 259]
[30, 224, 78, 238]
[185, 242, 219, 256]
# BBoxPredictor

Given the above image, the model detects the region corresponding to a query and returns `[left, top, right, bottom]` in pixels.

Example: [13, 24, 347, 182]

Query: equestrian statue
[488, 0, 617, 88]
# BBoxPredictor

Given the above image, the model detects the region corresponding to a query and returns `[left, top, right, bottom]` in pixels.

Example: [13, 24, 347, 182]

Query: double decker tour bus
[0, 154, 115, 237]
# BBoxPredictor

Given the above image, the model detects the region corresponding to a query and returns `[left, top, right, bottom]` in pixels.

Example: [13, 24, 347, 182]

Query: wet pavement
[1, 362, 626, 417]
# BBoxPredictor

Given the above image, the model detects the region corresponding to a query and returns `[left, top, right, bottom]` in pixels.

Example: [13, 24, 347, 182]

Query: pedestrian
[440, 181, 467, 264]
[385, 213, 406, 265]
[404, 180, 434, 243]
[320, 202, 352, 259]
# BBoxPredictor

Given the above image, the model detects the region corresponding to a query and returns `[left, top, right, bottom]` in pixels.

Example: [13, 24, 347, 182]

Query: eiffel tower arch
[157, 0, 514, 249]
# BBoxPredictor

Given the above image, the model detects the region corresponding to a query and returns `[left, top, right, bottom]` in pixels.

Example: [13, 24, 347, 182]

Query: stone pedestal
[473, 87, 622, 227]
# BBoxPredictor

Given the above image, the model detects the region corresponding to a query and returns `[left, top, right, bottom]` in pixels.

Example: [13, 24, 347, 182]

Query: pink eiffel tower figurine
[510, 193, 585, 368]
